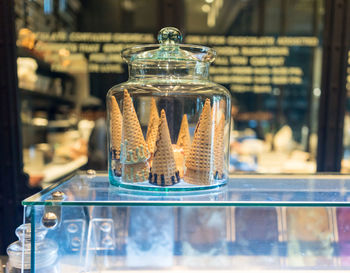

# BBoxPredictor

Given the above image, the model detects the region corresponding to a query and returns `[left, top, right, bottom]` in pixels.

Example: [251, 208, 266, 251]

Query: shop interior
[15, 0, 326, 184]
[1, 0, 350, 271]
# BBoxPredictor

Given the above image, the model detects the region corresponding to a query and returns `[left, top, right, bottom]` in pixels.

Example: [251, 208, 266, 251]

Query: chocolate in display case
[107, 27, 231, 191]
[11, 172, 350, 272]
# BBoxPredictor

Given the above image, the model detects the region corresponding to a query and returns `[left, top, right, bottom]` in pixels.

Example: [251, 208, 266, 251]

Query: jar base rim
[109, 171, 227, 192]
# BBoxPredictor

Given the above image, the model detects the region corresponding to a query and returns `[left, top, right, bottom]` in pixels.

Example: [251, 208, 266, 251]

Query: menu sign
[185, 35, 318, 94]
[29, 32, 319, 94]
[33, 32, 155, 74]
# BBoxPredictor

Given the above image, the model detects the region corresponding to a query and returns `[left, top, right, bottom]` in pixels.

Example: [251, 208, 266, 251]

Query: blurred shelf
[41, 155, 87, 184]
[21, 121, 47, 128]
[48, 120, 74, 128]
[41, 156, 88, 184]
[17, 47, 73, 79]
[20, 88, 74, 106]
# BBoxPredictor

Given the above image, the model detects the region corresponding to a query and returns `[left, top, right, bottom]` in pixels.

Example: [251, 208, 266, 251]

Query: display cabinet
[14, 173, 350, 272]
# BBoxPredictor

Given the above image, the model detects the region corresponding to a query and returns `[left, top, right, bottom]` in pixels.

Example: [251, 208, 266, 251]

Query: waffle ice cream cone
[149, 109, 180, 186]
[123, 161, 149, 182]
[110, 96, 123, 160]
[121, 89, 149, 164]
[214, 116, 225, 179]
[185, 99, 214, 171]
[185, 99, 214, 185]
[146, 98, 159, 156]
[176, 114, 191, 158]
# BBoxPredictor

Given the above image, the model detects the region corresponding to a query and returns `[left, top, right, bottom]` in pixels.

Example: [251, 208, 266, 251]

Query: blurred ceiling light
[205, 0, 214, 3]
[201, 4, 211, 13]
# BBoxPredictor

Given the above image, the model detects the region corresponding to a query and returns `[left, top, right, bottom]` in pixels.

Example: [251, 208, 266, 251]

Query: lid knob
[157, 27, 182, 45]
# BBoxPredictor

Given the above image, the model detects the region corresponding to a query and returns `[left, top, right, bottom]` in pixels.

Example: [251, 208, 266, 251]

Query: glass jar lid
[122, 27, 216, 64]
[7, 224, 58, 270]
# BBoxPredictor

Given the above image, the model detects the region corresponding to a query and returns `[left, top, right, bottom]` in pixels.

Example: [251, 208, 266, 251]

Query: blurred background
[13, 0, 331, 181]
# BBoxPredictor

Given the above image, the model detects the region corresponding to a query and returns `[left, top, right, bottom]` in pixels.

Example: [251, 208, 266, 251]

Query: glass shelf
[23, 172, 350, 206]
[21, 173, 350, 272]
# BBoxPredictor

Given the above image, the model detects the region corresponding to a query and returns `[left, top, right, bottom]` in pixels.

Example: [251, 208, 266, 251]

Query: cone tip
[202, 98, 211, 114]
[160, 109, 166, 118]
[123, 89, 130, 98]
[150, 98, 159, 118]
[111, 96, 121, 113]
[202, 99, 211, 113]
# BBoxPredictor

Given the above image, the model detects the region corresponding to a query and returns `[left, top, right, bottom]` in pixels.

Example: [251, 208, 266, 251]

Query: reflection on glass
[337, 208, 350, 266]
[286, 207, 334, 267]
[235, 207, 279, 255]
[127, 207, 174, 268]
[342, 50, 350, 172]
[232, 207, 282, 268]
[179, 207, 230, 268]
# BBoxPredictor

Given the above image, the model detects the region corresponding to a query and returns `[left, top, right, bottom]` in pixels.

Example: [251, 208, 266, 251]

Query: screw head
[51, 191, 65, 200]
[42, 212, 58, 229]
[86, 169, 96, 178]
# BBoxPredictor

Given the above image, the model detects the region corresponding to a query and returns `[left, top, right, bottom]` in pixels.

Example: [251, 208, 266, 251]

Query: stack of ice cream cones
[149, 109, 180, 186]
[110, 96, 123, 176]
[214, 115, 225, 179]
[184, 99, 214, 185]
[146, 98, 159, 163]
[121, 89, 149, 182]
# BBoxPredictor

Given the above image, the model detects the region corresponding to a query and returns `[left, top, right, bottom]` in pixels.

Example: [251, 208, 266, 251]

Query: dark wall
[0, 0, 38, 254]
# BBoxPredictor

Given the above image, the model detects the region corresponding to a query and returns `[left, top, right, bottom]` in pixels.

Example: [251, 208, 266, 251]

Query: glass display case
[15, 172, 350, 272]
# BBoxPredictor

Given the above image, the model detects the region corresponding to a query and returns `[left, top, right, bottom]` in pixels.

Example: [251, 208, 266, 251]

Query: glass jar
[107, 27, 231, 191]
[6, 224, 59, 273]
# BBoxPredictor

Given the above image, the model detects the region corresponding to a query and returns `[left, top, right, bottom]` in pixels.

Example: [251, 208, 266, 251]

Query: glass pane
[337, 207, 350, 266]
[25, 205, 350, 271]
[23, 173, 350, 206]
